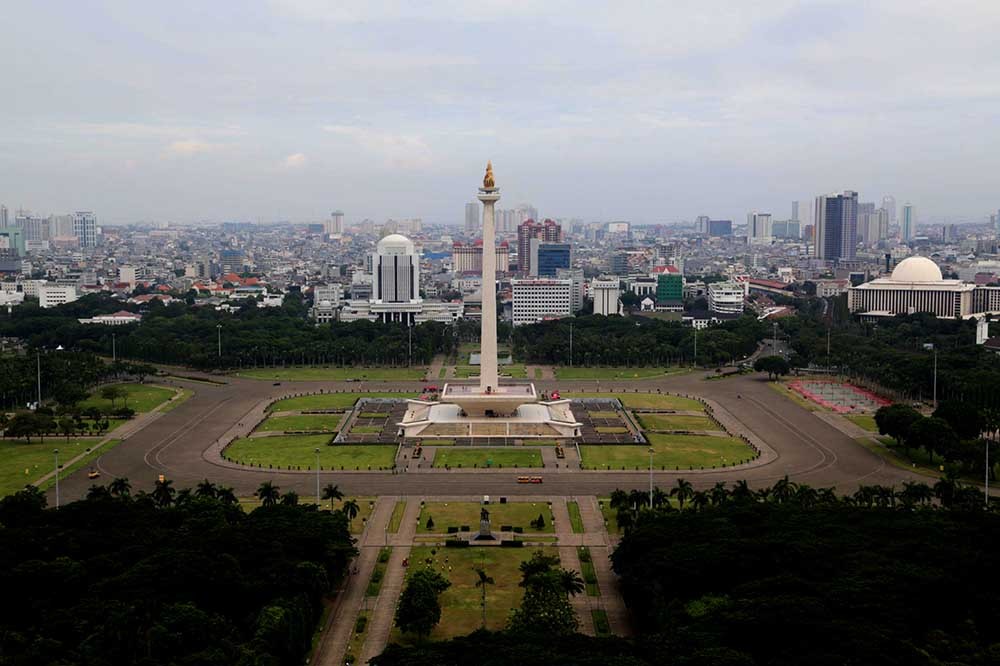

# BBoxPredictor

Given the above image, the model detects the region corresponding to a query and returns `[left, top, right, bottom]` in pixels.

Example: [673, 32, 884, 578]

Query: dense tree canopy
[0, 482, 355, 665]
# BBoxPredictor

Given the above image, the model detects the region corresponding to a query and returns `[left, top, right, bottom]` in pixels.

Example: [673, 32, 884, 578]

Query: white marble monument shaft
[477, 187, 500, 392]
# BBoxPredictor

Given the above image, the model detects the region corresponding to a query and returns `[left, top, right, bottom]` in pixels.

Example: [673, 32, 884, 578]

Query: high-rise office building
[814, 191, 859, 261]
[791, 201, 800, 221]
[556, 268, 585, 313]
[881, 195, 897, 222]
[517, 218, 561, 275]
[591, 277, 622, 316]
[510, 278, 572, 325]
[862, 208, 889, 245]
[219, 249, 245, 274]
[530, 240, 571, 277]
[0, 205, 7, 227]
[901, 203, 914, 242]
[72, 211, 97, 247]
[747, 212, 772, 244]
[451, 240, 509, 274]
[372, 234, 418, 307]
[695, 215, 710, 234]
[464, 202, 479, 233]
[708, 219, 732, 237]
[325, 210, 344, 235]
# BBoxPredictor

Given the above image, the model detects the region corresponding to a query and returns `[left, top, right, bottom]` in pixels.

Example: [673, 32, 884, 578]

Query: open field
[79, 384, 175, 413]
[389, 546, 558, 642]
[1, 438, 117, 497]
[256, 414, 342, 432]
[268, 392, 416, 412]
[846, 414, 879, 432]
[555, 366, 687, 380]
[223, 436, 396, 470]
[581, 433, 753, 469]
[431, 449, 542, 468]
[238, 366, 427, 381]
[417, 501, 554, 533]
[388, 501, 407, 533]
[567, 392, 704, 411]
[638, 414, 717, 431]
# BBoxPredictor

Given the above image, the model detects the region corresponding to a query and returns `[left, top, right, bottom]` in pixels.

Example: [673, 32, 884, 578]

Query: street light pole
[693, 328, 698, 367]
[986, 438, 991, 509]
[648, 447, 654, 508]
[408, 324, 412, 367]
[315, 448, 321, 504]
[569, 321, 573, 367]
[53, 448, 60, 509]
[932, 348, 938, 409]
[112, 332, 116, 362]
[36, 350, 41, 407]
[773, 322, 778, 354]
[217, 324, 222, 359]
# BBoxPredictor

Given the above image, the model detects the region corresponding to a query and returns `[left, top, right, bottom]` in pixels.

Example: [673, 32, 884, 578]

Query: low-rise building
[511, 278, 572, 325]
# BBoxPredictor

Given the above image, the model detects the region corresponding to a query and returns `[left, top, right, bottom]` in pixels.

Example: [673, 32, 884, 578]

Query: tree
[216, 486, 238, 505]
[152, 478, 176, 507]
[194, 479, 217, 499]
[53, 383, 88, 409]
[753, 355, 790, 380]
[671, 478, 694, 510]
[280, 491, 300, 505]
[100, 385, 126, 409]
[909, 416, 959, 464]
[874, 404, 922, 453]
[58, 417, 75, 442]
[109, 477, 132, 498]
[7, 413, 39, 444]
[0, 412, 8, 437]
[508, 551, 581, 636]
[559, 569, 586, 597]
[342, 499, 360, 527]
[322, 483, 343, 508]
[933, 400, 983, 441]
[474, 567, 495, 628]
[395, 568, 451, 639]
[256, 481, 280, 507]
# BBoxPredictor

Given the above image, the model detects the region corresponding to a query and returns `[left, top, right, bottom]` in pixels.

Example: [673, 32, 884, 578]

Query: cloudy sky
[1, 1, 998, 225]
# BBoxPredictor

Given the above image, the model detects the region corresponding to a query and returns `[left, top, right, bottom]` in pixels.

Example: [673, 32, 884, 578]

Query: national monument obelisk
[477, 161, 500, 393]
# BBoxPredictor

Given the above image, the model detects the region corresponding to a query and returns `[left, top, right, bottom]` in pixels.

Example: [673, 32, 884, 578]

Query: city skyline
[1, 2, 999, 224]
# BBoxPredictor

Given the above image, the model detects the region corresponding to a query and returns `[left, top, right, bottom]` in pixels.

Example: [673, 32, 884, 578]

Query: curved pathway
[52, 370, 929, 502]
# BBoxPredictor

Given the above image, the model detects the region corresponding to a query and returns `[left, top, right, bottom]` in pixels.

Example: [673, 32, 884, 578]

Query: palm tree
[771, 476, 797, 503]
[281, 491, 300, 505]
[108, 477, 131, 498]
[342, 498, 360, 527]
[731, 480, 754, 503]
[627, 489, 646, 511]
[256, 481, 280, 507]
[175, 488, 193, 506]
[609, 488, 629, 510]
[152, 478, 176, 507]
[793, 485, 819, 507]
[559, 569, 586, 597]
[474, 567, 495, 628]
[195, 479, 217, 499]
[322, 483, 344, 509]
[709, 481, 729, 506]
[899, 481, 933, 507]
[690, 490, 709, 511]
[670, 478, 694, 510]
[651, 487, 670, 509]
[86, 485, 111, 500]
[817, 487, 839, 505]
[215, 486, 238, 505]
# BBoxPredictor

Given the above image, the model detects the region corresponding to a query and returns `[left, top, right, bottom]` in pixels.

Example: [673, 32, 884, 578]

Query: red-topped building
[516, 218, 561, 275]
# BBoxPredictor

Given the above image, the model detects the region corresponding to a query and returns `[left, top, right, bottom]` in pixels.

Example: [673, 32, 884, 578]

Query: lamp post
[648, 447, 655, 508]
[315, 448, 321, 505]
[36, 350, 41, 407]
[112, 332, 116, 362]
[53, 448, 60, 509]
[216, 324, 222, 359]
[569, 321, 573, 367]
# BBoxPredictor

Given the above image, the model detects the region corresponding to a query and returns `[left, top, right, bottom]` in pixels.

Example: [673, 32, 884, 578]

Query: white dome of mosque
[890, 256, 943, 282]
[376, 233, 415, 255]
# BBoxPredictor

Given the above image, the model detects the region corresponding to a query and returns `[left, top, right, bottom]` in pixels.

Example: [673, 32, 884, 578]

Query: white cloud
[283, 152, 308, 168]
[163, 140, 217, 157]
[323, 125, 432, 168]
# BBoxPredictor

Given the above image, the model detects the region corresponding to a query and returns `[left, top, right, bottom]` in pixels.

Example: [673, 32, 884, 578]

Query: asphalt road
[53, 370, 926, 502]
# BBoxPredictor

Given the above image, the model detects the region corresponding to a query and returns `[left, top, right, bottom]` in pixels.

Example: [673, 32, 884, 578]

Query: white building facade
[511, 278, 572, 325]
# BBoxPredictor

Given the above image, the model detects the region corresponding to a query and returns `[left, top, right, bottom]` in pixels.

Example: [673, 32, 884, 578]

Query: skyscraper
[881, 195, 897, 222]
[464, 202, 479, 233]
[325, 210, 344, 235]
[372, 234, 420, 320]
[747, 212, 772, 245]
[0, 205, 7, 227]
[72, 211, 97, 248]
[791, 201, 799, 221]
[695, 215, 710, 234]
[530, 240, 571, 277]
[901, 203, 914, 242]
[813, 191, 858, 261]
[517, 218, 561, 275]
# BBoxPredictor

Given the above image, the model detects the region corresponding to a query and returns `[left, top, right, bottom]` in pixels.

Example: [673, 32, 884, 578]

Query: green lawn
[388, 501, 407, 533]
[1, 438, 117, 497]
[567, 392, 704, 411]
[555, 366, 681, 380]
[846, 414, 879, 432]
[269, 392, 416, 412]
[79, 384, 176, 413]
[595, 426, 628, 434]
[455, 365, 528, 379]
[432, 449, 542, 468]
[567, 501, 584, 533]
[238, 366, 426, 381]
[223, 435, 396, 470]
[592, 609, 611, 637]
[417, 501, 554, 533]
[588, 411, 620, 419]
[598, 498, 620, 533]
[358, 412, 389, 419]
[581, 433, 754, 469]
[390, 546, 559, 642]
[256, 414, 342, 432]
[638, 414, 717, 432]
[579, 548, 599, 596]
[351, 425, 383, 434]
[367, 547, 392, 596]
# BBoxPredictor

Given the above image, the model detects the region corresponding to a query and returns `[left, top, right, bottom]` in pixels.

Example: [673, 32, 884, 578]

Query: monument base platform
[397, 397, 581, 439]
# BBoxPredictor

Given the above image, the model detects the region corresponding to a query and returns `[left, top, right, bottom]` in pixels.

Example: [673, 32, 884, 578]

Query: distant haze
[1, 1, 998, 224]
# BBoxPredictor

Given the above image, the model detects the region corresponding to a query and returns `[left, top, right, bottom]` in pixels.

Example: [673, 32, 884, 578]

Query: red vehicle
[423, 385, 439, 393]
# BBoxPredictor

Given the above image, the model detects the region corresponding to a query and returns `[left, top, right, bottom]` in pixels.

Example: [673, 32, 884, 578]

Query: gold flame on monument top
[483, 161, 495, 189]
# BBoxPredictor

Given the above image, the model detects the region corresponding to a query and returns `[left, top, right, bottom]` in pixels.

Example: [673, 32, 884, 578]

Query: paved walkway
[551, 498, 595, 635]
[360, 499, 421, 664]
[313, 497, 394, 666]
[427, 355, 446, 382]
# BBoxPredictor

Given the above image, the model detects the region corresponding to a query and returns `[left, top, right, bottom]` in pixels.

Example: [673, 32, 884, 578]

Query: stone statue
[483, 161, 495, 189]
[480, 506, 490, 522]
